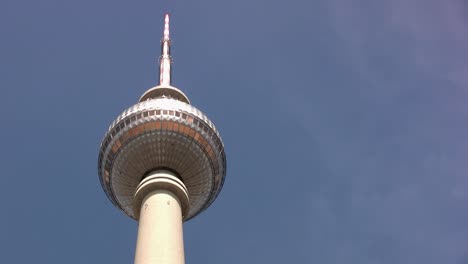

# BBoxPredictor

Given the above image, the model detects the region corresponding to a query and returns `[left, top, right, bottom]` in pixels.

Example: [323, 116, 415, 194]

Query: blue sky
[1, 0, 468, 263]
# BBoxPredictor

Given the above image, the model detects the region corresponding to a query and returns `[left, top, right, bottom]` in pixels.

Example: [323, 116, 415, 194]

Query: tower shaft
[134, 170, 189, 264]
[134, 190, 185, 264]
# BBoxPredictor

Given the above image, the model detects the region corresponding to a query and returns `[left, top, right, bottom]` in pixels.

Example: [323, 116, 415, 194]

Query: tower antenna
[159, 13, 172, 86]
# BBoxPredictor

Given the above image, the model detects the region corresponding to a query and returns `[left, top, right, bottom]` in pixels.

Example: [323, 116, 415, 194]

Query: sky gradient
[1, 0, 468, 263]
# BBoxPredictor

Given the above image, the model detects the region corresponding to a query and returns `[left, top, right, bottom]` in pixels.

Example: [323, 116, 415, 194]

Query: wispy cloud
[272, 1, 468, 262]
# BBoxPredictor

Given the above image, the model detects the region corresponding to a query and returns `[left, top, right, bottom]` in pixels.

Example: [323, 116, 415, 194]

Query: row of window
[99, 109, 226, 183]
[105, 109, 222, 154]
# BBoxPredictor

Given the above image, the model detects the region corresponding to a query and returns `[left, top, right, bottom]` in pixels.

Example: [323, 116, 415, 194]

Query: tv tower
[98, 13, 227, 264]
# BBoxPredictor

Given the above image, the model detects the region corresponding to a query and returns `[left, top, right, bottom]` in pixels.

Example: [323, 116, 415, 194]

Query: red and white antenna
[159, 13, 172, 86]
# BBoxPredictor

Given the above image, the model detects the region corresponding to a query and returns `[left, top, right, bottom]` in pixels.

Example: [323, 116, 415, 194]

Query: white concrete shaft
[134, 189, 185, 264]
[133, 170, 189, 264]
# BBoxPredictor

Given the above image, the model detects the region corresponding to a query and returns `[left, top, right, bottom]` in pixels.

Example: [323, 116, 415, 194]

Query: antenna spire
[159, 13, 172, 86]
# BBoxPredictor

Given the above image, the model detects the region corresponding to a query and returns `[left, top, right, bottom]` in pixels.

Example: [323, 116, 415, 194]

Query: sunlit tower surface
[98, 13, 227, 264]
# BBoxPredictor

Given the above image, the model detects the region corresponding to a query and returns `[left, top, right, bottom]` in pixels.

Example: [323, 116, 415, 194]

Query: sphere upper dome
[98, 98, 226, 220]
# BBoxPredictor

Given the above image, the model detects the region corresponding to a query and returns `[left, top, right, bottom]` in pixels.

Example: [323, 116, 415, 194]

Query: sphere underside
[98, 98, 226, 220]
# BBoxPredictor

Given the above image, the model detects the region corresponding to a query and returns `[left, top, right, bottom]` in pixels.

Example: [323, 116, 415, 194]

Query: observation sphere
[98, 85, 227, 220]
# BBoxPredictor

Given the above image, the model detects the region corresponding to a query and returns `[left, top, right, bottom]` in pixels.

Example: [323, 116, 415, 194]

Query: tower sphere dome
[98, 85, 226, 220]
